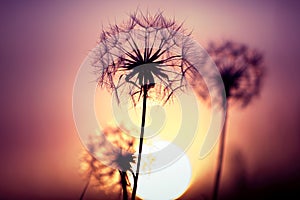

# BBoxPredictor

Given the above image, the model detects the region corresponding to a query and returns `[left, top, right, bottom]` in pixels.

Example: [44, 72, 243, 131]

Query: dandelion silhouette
[205, 40, 264, 107]
[93, 11, 200, 106]
[92, 10, 205, 200]
[79, 127, 137, 200]
[203, 40, 265, 200]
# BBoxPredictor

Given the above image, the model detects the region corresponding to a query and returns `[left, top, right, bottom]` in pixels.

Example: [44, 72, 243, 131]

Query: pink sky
[0, 0, 300, 199]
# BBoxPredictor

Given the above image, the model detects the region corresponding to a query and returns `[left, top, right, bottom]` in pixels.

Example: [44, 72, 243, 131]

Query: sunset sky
[1, 0, 300, 199]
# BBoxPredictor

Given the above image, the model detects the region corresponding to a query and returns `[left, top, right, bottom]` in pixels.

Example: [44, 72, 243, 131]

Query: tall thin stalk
[212, 104, 228, 200]
[205, 40, 265, 200]
[119, 171, 129, 200]
[131, 85, 148, 200]
[80, 171, 92, 200]
[92, 11, 202, 199]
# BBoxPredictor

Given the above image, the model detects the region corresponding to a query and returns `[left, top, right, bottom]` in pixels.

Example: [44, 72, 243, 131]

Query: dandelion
[92, 10, 205, 199]
[79, 127, 137, 200]
[207, 40, 264, 107]
[204, 40, 265, 200]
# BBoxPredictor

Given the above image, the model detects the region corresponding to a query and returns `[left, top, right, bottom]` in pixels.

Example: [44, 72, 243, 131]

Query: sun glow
[129, 140, 192, 200]
[94, 86, 223, 195]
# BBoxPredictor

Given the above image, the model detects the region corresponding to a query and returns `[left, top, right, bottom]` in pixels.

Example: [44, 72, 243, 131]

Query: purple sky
[0, 0, 300, 199]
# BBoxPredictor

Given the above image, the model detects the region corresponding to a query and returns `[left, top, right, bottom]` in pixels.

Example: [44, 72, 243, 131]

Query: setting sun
[129, 140, 192, 200]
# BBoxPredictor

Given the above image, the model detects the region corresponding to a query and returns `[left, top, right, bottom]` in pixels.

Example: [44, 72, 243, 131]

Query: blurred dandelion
[207, 40, 264, 107]
[92, 10, 205, 199]
[203, 40, 265, 200]
[79, 127, 137, 200]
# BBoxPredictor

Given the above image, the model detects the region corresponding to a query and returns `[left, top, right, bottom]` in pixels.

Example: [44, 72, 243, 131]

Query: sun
[129, 140, 192, 200]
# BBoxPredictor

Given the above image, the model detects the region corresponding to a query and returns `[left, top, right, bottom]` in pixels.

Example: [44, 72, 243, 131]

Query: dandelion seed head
[205, 40, 265, 107]
[92, 11, 207, 105]
[79, 126, 137, 194]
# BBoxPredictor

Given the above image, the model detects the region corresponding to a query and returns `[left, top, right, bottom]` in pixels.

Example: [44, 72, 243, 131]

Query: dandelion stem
[132, 85, 148, 200]
[80, 170, 92, 200]
[119, 170, 129, 200]
[212, 104, 228, 200]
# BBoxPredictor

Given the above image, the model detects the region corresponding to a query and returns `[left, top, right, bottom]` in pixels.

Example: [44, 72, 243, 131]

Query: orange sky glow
[1, 0, 300, 199]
